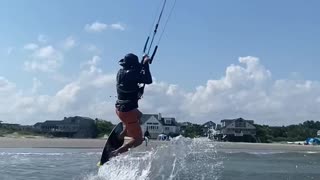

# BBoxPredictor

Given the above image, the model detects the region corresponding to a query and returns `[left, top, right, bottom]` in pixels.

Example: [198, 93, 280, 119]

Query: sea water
[0, 137, 320, 180]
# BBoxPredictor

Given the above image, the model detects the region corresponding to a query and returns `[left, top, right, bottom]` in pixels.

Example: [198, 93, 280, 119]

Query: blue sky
[1, 0, 320, 125]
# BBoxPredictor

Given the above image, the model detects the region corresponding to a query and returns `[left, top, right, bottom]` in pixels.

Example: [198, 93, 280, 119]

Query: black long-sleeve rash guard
[115, 64, 152, 111]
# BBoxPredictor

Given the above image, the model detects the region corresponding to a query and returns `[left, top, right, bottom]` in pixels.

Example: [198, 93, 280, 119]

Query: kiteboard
[97, 122, 124, 167]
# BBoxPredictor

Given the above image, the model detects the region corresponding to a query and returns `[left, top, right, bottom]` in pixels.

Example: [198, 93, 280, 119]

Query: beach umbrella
[313, 138, 320, 145]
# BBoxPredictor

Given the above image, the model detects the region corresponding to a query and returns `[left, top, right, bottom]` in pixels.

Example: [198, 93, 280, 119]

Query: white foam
[85, 136, 223, 180]
[304, 151, 319, 154]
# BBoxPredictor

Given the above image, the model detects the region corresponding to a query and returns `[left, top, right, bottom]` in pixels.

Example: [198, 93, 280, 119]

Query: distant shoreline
[215, 141, 320, 152]
[0, 137, 106, 149]
[1, 137, 320, 152]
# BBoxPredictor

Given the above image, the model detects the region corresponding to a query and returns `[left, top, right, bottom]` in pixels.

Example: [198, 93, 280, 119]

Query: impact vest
[116, 68, 141, 100]
[115, 68, 142, 112]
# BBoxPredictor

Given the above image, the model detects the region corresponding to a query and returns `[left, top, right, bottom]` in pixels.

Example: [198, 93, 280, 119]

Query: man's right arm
[138, 64, 152, 84]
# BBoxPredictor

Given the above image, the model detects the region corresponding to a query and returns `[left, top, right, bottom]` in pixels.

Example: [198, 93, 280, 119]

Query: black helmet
[119, 53, 140, 68]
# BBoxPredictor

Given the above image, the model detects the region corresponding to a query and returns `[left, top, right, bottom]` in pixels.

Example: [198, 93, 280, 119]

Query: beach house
[140, 113, 180, 139]
[219, 117, 257, 142]
[33, 116, 97, 138]
[202, 121, 216, 136]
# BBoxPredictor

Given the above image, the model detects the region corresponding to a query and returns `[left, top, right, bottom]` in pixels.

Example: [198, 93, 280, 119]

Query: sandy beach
[1, 137, 320, 152]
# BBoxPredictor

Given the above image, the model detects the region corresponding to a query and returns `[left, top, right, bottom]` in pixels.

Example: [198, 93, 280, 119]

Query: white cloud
[0, 64, 116, 124]
[0, 76, 15, 92]
[24, 43, 39, 50]
[80, 56, 102, 74]
[85, 44, 101, 54]
[38, 34, 48, 43]
[84, 21, 126, 32]
[63, 36, 76, 50]
[48, 83, 81, 113]
[85, 22, 107, 32]
[88, 55, 101, 66]
[2, 56, 320, 126]
[140, 56, 320, 125]
[24, 45, 63, 72]
[35, 46, 55, 58]
[110, 23, 125, 31]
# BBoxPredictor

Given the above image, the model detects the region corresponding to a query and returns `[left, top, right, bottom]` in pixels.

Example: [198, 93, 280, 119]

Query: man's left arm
[138, 56, 152, 84]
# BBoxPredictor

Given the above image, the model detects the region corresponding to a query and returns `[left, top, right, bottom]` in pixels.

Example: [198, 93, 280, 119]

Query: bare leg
[117, 137, 143, 154]
[111, 109, 143, 157]
[144, 137, 148, 146]
[110, 137, 143, 157]
[119, 127, 127, 140]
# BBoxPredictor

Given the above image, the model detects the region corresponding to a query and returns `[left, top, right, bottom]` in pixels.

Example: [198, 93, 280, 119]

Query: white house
[140, 113, 180, 139]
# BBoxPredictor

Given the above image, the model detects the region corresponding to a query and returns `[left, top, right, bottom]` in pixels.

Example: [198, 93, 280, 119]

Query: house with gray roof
[202, 121, 216, 136]
[219, 117, 256, 142]
[140, 113, 180, 139]
[33, 116, 97, 138]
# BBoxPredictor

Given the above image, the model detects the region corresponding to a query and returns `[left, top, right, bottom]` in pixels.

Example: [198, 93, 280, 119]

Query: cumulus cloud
[84, 21, 126, 32]
[0, 76, 15, 92]
[85, 22, 107, 32]
[48, 83, 81, 113]
[0, 56, 116, 125]
[110, 23, 125, 31]
[140, 56, 320, 125]
[2, 56, 320, 126]
[62, 36, 76, 50]
[24, 45, 63, 72]
[38, 34, 48, 43]
[80, 56, 102, 74]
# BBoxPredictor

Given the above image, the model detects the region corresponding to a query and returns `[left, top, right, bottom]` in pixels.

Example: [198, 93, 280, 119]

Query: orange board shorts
[116, 108, 142, 139]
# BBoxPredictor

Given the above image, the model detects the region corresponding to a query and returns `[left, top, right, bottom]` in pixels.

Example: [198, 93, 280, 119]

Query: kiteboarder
[110, 53, 152, 157]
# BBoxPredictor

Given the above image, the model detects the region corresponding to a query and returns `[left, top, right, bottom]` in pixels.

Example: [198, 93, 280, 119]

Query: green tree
[255, 120, 320, 143]
[182, 124, 203, 138]
[95, 120, 115, 138]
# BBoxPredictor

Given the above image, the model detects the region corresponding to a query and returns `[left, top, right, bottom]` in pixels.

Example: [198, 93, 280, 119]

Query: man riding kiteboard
[105, 0, 177, 159]
[109, 53, 152, 158]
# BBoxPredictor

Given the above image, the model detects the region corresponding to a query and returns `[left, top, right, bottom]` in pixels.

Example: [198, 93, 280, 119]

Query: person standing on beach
[110, 53, 152, 157]
[144, 128, 151, 146]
